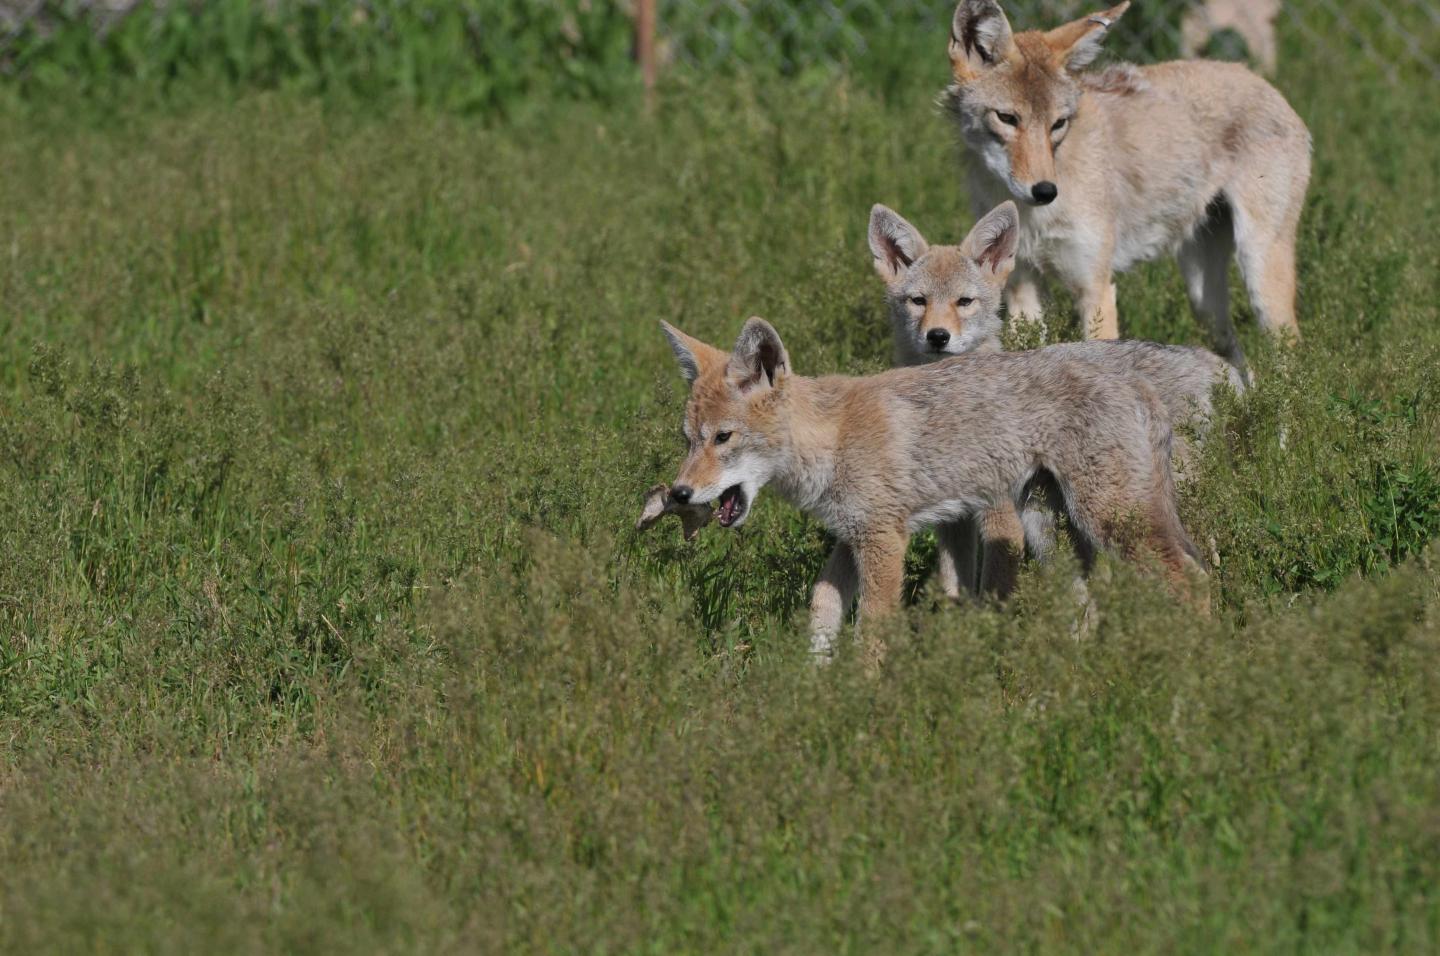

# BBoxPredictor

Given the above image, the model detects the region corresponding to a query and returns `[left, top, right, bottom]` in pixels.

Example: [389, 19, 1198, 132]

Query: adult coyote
[943, 0, 1310, 371]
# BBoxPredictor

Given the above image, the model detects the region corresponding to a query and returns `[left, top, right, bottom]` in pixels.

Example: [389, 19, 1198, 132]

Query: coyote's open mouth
[716, 484, 748, 528]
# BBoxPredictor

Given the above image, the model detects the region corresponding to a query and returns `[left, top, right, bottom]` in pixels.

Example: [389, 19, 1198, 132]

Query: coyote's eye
[714, 431, 732, 445]
[996, 112, 1020, 127]
[909, 295, 926, 307]
[1052, 116, 1069, 132]
[957, 297, 974, 307]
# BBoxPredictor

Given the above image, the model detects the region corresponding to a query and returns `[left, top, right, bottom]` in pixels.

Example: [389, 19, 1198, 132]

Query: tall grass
[0, 21, 1437, 952]
[1, 0, 639, 115]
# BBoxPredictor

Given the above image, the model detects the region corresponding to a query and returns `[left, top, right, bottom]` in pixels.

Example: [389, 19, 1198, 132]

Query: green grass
[0, 45, 1439, 952]
[0, 0, 640, 117]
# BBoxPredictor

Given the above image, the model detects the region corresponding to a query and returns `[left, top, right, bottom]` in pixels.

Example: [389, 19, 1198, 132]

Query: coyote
[942, 0, 1310, 371]
[1181, 0, 1281, 77]
[869, 198, 1242, 600]
[657, 317, 1204, 655]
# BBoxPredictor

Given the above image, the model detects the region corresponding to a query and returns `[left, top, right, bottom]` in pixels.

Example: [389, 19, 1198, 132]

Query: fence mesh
[658, 0, 1440, 84]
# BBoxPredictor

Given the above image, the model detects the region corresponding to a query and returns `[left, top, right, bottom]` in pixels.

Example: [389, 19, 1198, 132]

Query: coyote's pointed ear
[950, 0, 1015, 82]
[728, 317, 789, 394]
[868, 205, 930, 285]
[959, 201, 1020, 282]
[661, 321, 728, 385]
[1044, 1, 1128, 71]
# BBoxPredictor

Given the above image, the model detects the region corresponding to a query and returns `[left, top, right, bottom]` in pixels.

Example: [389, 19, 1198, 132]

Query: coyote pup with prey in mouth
[657, 317, 1205, 656]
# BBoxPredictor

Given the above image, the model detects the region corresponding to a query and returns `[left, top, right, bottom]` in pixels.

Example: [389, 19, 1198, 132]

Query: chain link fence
[657, 0, 1439, 84]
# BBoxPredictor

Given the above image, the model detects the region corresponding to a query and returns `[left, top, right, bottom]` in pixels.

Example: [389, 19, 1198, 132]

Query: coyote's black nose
[1032, 181, 1058, 205]
[670, 485, 693, 504]
[926, 328, 951, 350]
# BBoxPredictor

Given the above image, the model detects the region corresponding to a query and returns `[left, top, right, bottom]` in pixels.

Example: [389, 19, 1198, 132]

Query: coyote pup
[869, 199, 1242, 599]
[943, 0, 1310, 370]
[658, 317, 1204, 655]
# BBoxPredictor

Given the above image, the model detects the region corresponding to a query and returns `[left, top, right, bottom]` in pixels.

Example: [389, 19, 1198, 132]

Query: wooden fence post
[636, 0, 657, 108]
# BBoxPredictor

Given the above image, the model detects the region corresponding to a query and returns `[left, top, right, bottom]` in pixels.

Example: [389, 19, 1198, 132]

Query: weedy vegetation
[0, 4, 1438, 952]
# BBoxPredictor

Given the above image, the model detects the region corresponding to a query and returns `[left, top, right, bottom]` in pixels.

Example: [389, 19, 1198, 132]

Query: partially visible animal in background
[1181, 0, 1281, 76]
[868, 199, 1243, 600]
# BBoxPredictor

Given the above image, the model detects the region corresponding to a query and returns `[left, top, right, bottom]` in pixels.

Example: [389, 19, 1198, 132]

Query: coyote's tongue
[718, 486, 743, 526]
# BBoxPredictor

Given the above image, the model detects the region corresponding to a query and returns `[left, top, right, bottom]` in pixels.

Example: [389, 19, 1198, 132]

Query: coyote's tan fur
[658, 317, 1205, 655]
[942, 0, 1310, 372]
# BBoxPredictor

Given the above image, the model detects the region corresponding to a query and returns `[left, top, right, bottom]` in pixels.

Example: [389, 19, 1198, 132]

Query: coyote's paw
[636, 483, 714, 542]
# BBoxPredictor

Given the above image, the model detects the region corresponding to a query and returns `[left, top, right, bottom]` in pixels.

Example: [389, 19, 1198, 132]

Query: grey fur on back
[1039, 339, 1245, 435]
[813, 349, 1192, 551]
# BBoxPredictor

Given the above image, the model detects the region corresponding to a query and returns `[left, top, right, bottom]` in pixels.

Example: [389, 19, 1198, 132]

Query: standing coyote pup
[869, 199, 1242, 599]
[659, 317, 1204, 656]
[943, 0, 1310, 370]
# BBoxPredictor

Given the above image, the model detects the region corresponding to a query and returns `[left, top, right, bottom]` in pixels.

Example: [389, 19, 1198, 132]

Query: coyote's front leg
[1077, 277, 1119, 341]
[1066, 236, 1119, 340]
[851, 527, 909, 666]
[1004, 262, 1045, 330]
[809, 542, 857, 658]
[855, 528, 908, 619]
[809, 529, 904, 661]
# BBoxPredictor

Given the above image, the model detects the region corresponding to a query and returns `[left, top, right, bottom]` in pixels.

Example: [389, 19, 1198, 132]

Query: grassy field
[0, 38, 1439, 952]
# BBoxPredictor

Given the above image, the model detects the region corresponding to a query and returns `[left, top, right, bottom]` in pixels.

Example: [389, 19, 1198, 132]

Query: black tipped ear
[661, 321, 727, 385]
[959, 201, 1020, 281]
[950, 0, 1015, 81]
[728, 317, 789, 393]
[868, 205, 930, 285]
